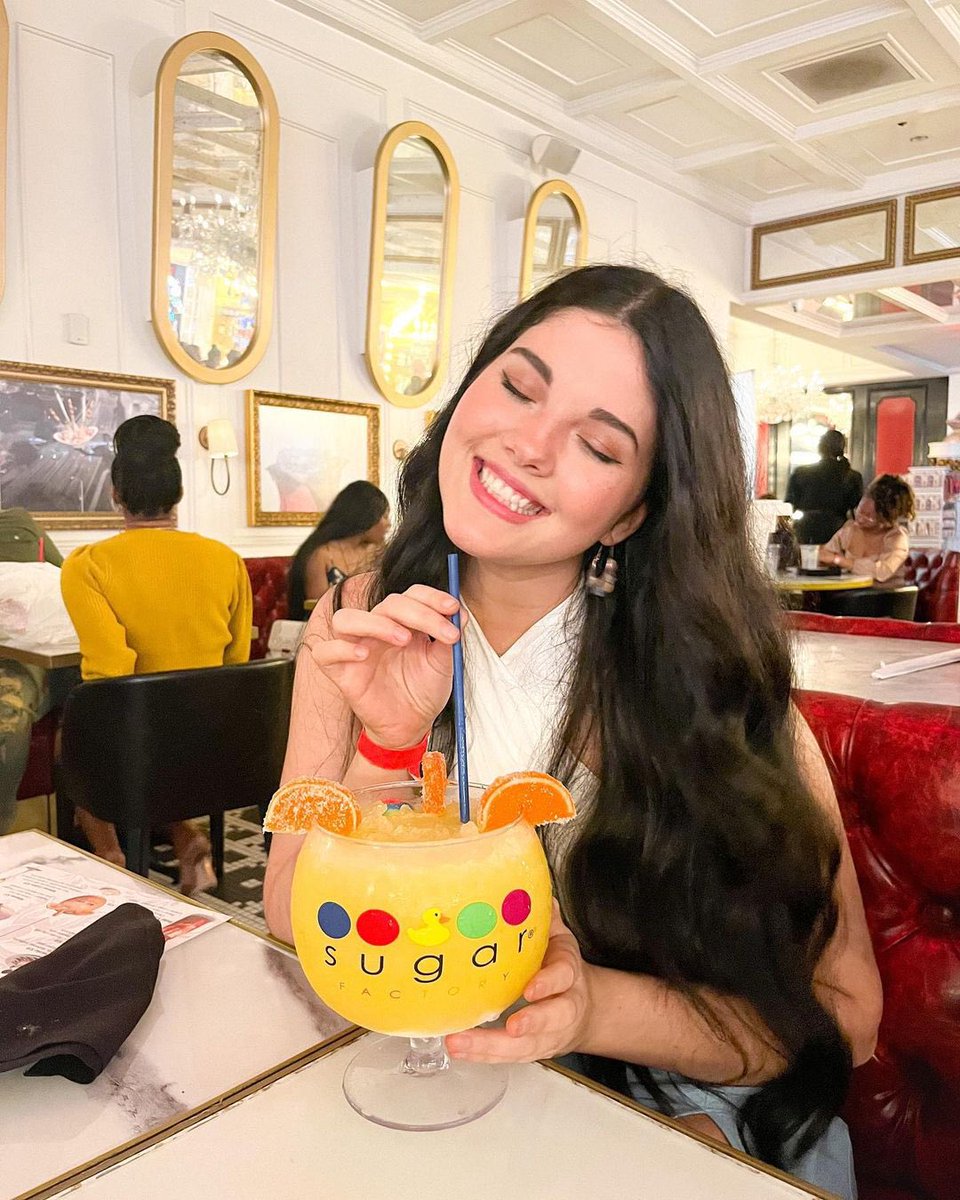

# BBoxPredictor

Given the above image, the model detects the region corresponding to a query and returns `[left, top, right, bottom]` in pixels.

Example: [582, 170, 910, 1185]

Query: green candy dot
[457, 902, 497, 939]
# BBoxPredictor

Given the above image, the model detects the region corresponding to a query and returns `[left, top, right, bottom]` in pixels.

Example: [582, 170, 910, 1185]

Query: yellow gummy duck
[407, 909, 451, 947]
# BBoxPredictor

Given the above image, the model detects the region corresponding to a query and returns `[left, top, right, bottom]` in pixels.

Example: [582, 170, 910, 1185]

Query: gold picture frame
[152, 32, 280, 384]
[365, 120, 460, 410]
[750, 197, 897, 290]
[904, 183, 960, 265]
[519, 179, 588, 298]
[246, 390, 380, 527]
[0, 361, 175, 529]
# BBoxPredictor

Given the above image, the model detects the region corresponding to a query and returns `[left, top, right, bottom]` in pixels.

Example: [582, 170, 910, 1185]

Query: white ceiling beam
[792, 85, 960, 140]
[564, 77, 684, 119]
[418, 0, 518, 44]
[877, 286, 952, 321]
[902, 0, 960, 68]
[698, 2, 906, 76]
[584, 0, 698, 73]
[729, 302, 918, 374]
[874, 343, 957, 371]
[674, 140, 776, 173]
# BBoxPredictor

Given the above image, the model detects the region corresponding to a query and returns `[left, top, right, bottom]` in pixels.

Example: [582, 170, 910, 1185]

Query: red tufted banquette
[903, 550, 959, 624]
[15, 709, 58, 801]
[244, 556, 292, 659]
[795, 690, 960, 1200]
[786, 612, 960, 642]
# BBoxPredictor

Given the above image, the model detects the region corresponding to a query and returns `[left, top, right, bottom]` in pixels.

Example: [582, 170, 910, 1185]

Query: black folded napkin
[0, 902, 163, 1083]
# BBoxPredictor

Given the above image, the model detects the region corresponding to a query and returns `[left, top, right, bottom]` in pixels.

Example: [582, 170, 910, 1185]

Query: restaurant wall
[0, 0, 746, 556]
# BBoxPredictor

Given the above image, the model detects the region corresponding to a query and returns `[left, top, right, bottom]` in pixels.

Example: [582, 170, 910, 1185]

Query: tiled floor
[151, 807, 268, 932]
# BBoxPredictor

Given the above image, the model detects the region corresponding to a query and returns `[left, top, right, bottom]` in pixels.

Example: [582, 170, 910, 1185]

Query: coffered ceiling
[285, 0, 960, 224]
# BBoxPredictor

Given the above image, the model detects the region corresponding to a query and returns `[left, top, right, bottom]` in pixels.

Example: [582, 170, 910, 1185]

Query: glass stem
[401, 1036, 449, 1076]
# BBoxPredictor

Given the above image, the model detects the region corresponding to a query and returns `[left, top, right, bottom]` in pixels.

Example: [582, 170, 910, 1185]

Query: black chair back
[57, 659, 294, 875]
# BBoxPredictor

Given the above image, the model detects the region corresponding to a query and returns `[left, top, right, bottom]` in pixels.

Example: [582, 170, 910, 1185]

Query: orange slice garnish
[476, 771, 576, 832]
[263, 777, 359, 835]
[420, 750, 448, 814]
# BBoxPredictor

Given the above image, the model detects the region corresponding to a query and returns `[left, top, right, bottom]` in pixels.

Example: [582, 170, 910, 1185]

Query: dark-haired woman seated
[286, 481, 390, 621]
[265, 266, 881, 1197]
[61, 416, 252, 892]
[819, 474, 915, 585]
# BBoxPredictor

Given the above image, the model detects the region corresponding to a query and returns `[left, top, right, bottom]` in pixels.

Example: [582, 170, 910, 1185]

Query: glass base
[342, 1035, 508, 1130]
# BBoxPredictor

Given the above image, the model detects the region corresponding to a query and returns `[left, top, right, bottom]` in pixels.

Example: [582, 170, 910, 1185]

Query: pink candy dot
[501, 889, 531, 926]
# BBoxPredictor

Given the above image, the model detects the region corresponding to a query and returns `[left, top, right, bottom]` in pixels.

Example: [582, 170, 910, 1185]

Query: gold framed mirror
[519, 180, 587, 298]
[750, 199, 896, 290]
[0, 2, 8, 305]
[905, 184, 960, 265]
[365, 121, 459, 409]
[152, 32, 279, 384]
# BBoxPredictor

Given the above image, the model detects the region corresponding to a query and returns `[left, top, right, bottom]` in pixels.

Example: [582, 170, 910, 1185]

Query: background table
[775, 572, 874, 593]
[0, 832, 346, 1200]
[47, 1030, 830, 1200]
[792, 630, 960, 705]
[0, 639, 80, 669]
[0, 630, 260, 670]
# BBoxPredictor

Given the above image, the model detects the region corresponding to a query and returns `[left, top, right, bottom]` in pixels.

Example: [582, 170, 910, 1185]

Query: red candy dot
[501, 889, 531, 926]
[356, 909, 400, 946]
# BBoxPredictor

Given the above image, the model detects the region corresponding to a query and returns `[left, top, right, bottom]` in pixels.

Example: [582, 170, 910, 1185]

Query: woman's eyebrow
[588, 408, 638, 449]
[508, 346, 552, 384]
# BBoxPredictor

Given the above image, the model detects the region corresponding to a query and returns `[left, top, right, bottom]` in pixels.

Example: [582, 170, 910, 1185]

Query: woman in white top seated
[265, 266, 881, 1199]
[818, 474, 915, 586]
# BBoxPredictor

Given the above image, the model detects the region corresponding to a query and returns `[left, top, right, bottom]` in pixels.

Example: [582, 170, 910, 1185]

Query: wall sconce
[198, 418, 239, 496]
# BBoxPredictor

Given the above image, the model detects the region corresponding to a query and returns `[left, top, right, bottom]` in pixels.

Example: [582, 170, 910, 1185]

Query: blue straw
[446, 552, 470, 824]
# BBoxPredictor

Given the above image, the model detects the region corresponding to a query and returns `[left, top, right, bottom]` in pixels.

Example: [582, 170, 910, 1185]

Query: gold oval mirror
[366, 121, 459, 409]
[152, 33, 279, 384]
[519, 180, 588, 299]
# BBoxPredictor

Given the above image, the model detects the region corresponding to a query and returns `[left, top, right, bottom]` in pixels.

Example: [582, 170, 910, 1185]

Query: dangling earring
[585, 544, 617, 596]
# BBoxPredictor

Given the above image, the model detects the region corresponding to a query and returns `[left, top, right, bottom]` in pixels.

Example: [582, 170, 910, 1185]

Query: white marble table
[0, 832, 347, 1200]
[793, 631, 960, 706]
[47, 1030, 829, 1200]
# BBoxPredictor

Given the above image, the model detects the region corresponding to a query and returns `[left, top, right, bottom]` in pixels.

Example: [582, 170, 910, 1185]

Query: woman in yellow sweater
[61, 416, 253, 892]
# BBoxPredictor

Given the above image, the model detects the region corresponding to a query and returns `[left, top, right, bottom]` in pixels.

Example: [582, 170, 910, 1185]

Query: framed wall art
[246, 390, 380, 526]
[0, 361, 175, 528]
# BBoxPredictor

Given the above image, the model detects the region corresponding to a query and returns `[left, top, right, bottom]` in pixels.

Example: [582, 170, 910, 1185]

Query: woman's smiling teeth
[477, 463, 544, 516]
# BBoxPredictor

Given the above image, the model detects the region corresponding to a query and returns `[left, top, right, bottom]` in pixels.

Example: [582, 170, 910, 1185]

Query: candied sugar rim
[330, 782, 525, 847]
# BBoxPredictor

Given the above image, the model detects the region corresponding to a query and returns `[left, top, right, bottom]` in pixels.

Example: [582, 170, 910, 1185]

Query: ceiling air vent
[780, 42, 916, 104]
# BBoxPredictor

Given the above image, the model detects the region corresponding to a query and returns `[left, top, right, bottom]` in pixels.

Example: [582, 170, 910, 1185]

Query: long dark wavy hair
[288, 481, 389, 620]
[360, 265, 849, 1168]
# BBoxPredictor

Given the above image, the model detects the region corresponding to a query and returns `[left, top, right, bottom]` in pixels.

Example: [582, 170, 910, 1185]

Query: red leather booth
[786, 612, 960, 642]
[796, 690, 960, 1200]
[244, 556, 292, 659]
[904, 550, 959, 624]
[15, 709, 58, 801]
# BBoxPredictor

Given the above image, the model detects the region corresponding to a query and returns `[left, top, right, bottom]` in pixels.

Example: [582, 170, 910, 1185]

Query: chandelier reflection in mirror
[153, 34, 278, 384]
[755, 365, 851, 428]
[168, 55, 260, 369]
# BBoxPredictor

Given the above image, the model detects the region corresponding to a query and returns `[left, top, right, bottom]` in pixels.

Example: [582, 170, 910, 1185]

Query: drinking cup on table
[765, 544, 780, 578]
[800, 545, 820, 570]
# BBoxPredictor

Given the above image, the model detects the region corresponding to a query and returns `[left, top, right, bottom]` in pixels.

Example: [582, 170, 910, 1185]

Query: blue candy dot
[317, 901, 351, 938]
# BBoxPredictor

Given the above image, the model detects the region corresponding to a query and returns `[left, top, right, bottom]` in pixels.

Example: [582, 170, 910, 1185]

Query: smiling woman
[267, 265, 880, 1200]
[437, 309, 654, 575]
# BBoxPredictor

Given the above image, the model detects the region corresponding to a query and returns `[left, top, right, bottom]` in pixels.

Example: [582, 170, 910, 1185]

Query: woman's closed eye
[579, 438, 619, 465]
[501, 370, 533, 404]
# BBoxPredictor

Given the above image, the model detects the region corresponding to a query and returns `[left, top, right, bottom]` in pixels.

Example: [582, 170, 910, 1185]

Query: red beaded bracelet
[356, 729, 429, 774]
